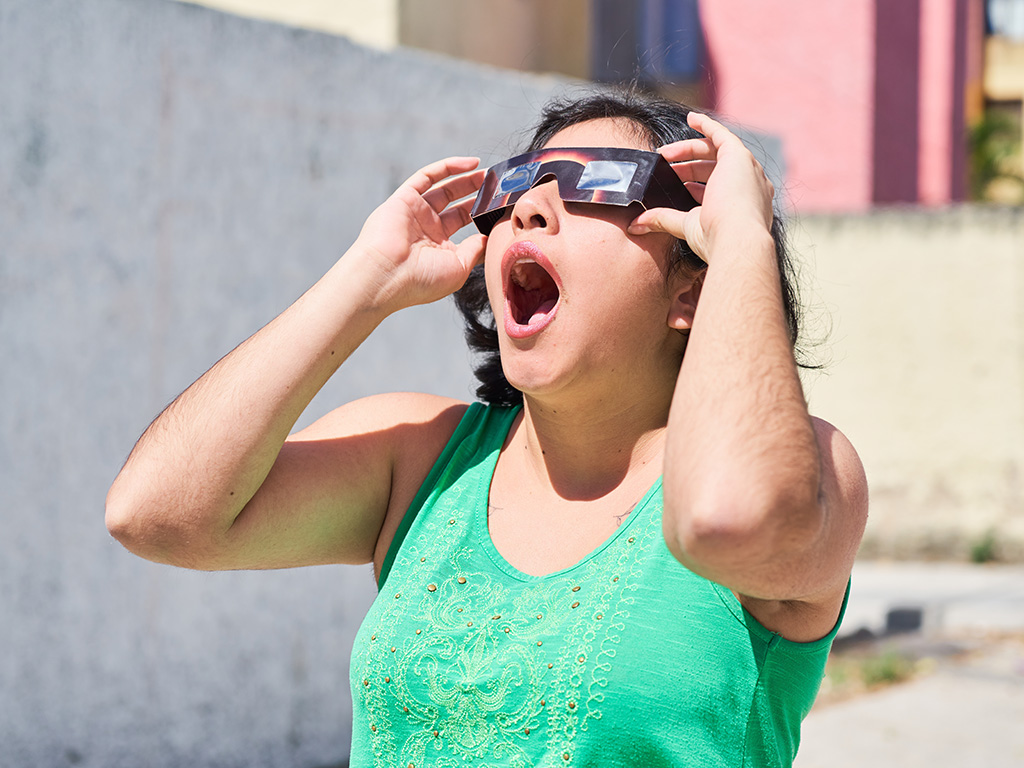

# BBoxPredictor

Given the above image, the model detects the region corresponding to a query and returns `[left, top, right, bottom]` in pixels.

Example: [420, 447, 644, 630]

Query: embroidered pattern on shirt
[354, 484, 659, 768]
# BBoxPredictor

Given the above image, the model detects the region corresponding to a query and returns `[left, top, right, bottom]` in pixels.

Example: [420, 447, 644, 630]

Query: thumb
[456, 234, 487, 273]
[627, 206, 690, 236]
[628, 208, 706, 258]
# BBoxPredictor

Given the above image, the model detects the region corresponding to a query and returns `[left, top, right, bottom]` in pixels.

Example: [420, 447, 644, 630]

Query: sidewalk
[836, 561, 1024, 639]
[795, 562, 1024, 768]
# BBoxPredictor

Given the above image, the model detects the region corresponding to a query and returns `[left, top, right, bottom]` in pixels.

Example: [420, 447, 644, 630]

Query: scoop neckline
[475, 409, 662, 583]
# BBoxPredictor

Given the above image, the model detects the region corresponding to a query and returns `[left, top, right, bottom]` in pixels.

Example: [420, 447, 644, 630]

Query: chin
[498, 348, 547, 392]
[500, 354, 574, 403]
[501, 365, 553, 398]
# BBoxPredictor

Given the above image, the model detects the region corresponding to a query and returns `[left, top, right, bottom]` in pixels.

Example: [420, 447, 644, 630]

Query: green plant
[968, 108, 1024, 202]
[860, 649, 915, 688]
[969, 529, 999, 564]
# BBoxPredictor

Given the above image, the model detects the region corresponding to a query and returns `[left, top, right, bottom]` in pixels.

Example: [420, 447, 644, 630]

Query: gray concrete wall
[0, 1, 568, 765]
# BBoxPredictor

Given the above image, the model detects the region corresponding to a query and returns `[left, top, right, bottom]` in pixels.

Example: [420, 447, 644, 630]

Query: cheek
[628, 229, 677, 278]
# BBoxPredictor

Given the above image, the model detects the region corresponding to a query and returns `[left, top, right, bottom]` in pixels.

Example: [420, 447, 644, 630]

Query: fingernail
[628, 223, 650, 235]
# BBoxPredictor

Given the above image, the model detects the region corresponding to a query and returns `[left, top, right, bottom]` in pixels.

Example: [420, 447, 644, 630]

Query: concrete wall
[0, 1, 567, 765]
[795, 208, 1024, 560]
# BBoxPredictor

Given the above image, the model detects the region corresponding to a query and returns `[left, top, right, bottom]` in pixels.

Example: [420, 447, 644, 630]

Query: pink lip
[501, 241, 563, 340]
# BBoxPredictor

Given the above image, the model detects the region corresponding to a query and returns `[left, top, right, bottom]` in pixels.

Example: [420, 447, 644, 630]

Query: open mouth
[509, 260, 559, 323]
[502, 243, 561, 338]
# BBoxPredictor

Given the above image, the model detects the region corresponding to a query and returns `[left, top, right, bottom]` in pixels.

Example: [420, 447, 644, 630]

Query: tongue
[531, 299, 557, 322]
[513, 288, 558, 326]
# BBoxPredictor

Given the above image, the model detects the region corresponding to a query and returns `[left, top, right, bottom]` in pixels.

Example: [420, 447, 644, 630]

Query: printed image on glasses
[497, 162, 541, 195]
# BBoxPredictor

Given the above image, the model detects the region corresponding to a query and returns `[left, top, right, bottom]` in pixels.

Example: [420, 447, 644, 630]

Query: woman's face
[483, 117, 691, 404]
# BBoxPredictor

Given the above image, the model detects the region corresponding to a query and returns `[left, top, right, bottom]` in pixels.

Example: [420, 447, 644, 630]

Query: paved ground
[794, 562, 1024, 768]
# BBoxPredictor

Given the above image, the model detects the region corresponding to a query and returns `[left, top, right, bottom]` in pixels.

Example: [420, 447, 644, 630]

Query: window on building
[987, 0, 1024, 39]
[592, 0, 702, 84]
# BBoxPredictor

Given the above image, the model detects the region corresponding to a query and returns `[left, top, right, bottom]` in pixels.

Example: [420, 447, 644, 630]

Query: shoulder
[302, 393, 475, 574]
[293, 392, 473, 566]
[292, 391, 470, 444]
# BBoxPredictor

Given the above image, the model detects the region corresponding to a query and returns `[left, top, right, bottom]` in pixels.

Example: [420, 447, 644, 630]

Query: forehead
[542, 118, 650, 151]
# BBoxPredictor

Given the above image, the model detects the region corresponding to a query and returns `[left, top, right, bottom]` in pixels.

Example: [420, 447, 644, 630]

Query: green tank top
[349, 404, 845, 767]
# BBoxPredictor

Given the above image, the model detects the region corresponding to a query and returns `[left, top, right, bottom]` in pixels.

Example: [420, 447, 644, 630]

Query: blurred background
[1, 0, 1021, 766]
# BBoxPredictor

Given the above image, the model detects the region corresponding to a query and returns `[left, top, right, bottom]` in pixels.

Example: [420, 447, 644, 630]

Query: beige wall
[795, 208, 1024, 559]
[398, 0, 591, 78]
[174, 0, 593, 77]
[175, 0, 400, 47]
[985, 36, 1024, 101]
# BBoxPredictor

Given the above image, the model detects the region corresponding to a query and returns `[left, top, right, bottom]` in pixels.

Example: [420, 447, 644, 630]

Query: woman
[106, 90, 867, 767]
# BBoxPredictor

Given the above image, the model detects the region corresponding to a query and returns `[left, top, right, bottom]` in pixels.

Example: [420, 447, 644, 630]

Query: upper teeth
[510, 258, 536, 287]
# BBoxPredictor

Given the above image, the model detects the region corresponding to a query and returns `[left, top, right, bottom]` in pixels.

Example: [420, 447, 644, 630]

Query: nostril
[513, 211, 548, 231]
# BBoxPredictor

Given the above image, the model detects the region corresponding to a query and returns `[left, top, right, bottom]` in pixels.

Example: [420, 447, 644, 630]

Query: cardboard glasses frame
[469, 146, 698, 236]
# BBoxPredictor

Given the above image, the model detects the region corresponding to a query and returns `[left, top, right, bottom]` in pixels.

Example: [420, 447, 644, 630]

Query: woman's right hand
[353, 156, 487, 313]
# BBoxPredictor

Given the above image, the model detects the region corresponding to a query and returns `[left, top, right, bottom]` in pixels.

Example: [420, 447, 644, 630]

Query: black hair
[454, 87, 803, 406]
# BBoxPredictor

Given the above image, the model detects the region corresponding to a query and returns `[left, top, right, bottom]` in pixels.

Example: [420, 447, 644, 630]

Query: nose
[510, 179, 560, 234]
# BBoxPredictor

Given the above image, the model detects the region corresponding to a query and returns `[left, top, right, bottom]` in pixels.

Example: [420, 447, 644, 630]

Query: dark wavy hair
[454, 88, 802, 406]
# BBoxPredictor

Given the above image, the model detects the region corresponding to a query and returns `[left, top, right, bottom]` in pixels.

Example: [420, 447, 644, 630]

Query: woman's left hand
[627, 112, 775, 263]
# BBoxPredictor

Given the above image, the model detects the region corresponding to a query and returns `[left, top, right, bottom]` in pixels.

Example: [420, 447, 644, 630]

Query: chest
[485, 455, 657, 578]
[484, 499, 635, 578]
[349, 479, 767, 767]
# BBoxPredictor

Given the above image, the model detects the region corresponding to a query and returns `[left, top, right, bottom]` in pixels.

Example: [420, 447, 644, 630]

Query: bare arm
[105, 158, 486, 570]
[631, 113, 868, 641]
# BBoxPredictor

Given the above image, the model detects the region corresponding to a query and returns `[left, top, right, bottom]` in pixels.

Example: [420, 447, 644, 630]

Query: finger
[667, 159, 716, 185]
[629, 207, 707, 260]
[627, 206, 688, 238]
[686, 112, 745, 151]
[687, 112, 767, 184]
[684, 181, 705, 206]
[404, 156, 481, 196]
[422, 169, 485, 213]
[658, 137, 715, 163]
[438, 195, 478, 237]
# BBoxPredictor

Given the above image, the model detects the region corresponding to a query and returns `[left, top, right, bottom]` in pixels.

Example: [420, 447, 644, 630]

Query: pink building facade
[699, 0, 978, 212]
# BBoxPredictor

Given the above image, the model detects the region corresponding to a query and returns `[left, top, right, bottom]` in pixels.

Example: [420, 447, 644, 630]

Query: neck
[512, 389, 671, 501]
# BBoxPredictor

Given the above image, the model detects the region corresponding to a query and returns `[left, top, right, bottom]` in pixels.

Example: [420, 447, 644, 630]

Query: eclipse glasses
[470, 146, 697, 236]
